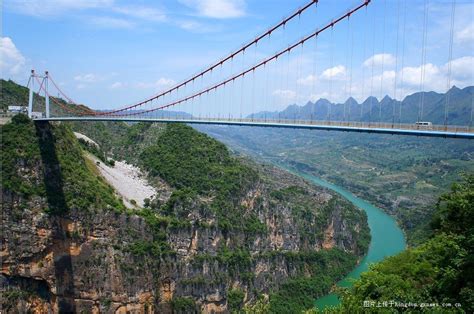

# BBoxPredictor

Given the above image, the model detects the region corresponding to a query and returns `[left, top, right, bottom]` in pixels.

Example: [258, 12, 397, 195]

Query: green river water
[280, 167, 407, 309]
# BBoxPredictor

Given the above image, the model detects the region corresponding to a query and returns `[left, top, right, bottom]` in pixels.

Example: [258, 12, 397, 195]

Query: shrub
[143, 198, 151, 208]
[171, 296, 196, 313]
[12, 113, 31, 124]
[228, 289, 245, 312]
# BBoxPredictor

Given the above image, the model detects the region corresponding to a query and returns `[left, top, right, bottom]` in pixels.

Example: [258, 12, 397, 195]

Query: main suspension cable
[48, 74, 94, 114]
[96, 0, 321, 116]
[113, 0, 372, 118]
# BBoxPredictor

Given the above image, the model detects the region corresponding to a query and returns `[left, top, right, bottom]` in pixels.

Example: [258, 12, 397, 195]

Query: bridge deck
[34, 117, 474, 139]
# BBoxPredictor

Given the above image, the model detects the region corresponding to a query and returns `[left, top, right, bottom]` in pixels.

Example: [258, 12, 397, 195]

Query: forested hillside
[1, 79, 31, 111]
[69, 119, 371, 312]
[0, 79, 91, 115]
[1, 114, 370, 312]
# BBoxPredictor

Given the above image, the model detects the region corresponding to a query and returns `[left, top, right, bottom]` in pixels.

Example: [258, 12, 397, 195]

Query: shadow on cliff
[35, 121, 76, 313]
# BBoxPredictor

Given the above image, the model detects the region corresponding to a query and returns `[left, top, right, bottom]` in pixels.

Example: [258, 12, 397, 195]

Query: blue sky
[2, 0, 473, 116]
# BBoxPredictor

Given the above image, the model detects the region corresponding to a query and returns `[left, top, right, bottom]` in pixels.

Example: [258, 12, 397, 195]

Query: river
[279, 166, 407, 309]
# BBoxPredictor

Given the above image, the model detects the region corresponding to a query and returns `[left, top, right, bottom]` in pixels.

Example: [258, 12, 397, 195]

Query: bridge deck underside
[34, 117, 474, 139]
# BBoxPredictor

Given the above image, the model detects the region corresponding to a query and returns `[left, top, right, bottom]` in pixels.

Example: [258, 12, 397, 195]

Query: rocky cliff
[1, 115, 369, 313]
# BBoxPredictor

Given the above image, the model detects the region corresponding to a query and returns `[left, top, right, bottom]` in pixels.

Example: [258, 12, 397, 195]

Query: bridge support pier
[27, 70, 34, 118]
[45, 71, 50, 118]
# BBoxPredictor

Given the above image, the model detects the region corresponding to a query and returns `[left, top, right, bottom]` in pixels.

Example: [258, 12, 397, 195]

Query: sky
[2, 0, 473, 116]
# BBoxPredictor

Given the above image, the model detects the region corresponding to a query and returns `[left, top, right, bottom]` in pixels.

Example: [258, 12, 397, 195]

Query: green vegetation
[192, 248, 253, 278]
[190, 248, 360, 313]
[100, 298, 112, 309]
[2, 289, 40, 312]
[269, 186, 370, 256]
[270, 185, 307, 201]
[124, 207, 188, 258]
[70, 121, 165, 163]
[127, 240, 170, 257]
[141, 123, 257, 196]
[160, 187, 197, 217]
[332, 174, 474, 312]
[216, 247, 252, 275]
[1, 114, 45, 197]
[77, 138, 115, 166]
[170, 296, 197, 313]
[200, 124, 474, 246]
[0, 79, 89, 115]
[1, 276, 51, 313]
[243, 297, 270, 314]
[1, 79, 30, 111]
[1, 114, 124, 214]
[1, 80, 371, 313]
[228, 288, 245, 312]
[140, 124, 261, 233]
[268, 249, 357, 313]
[69, 119, 264, 236]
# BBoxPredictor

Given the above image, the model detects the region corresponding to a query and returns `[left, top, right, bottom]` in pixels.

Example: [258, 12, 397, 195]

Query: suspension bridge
[25, 0, 474, 139]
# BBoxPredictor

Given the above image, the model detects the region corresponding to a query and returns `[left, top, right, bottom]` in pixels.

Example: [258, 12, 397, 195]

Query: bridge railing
[71, 114, 471, 134]
[144, 116, 472, 133]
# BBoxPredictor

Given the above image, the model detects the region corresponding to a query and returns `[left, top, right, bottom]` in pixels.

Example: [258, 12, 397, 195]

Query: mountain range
[251, 86, 474, 125]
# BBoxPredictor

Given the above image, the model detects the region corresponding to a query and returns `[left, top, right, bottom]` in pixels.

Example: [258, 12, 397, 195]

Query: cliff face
[1, 205, 158, 313]
[1, 116, 369, 313]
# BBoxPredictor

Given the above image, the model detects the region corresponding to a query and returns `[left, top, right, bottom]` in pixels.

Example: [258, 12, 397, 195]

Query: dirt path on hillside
[88, 155, 157, 209]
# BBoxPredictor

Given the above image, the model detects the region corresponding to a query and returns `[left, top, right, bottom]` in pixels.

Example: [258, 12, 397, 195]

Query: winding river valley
[279, 166, 407, 309]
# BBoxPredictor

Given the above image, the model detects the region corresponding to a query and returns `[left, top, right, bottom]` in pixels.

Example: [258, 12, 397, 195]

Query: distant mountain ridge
[251, 86, 474, 125]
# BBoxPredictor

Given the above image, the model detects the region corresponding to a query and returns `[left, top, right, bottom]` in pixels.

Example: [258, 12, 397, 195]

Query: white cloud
[113, 6, 166, 23]
[89, 16, 135, 29]
[179, 0, 246, 18]
[0, 37, 26, 77]
[134, 78, 176, 90]
[399, 63, 442, 88]
[74, 73, 99, 83]
[369, 70, 397, 97]
[363, 53, 396, 68]
[177, 20, 202, 30]
[176, 20, 219, 33]
[455, 22, 474, 44]
[272, 89, 296, 103]
[309, 92, 329, 102]
[362, 56, 473, 100]
[447, 56, 474, 82]
[109, 82, 124, 89]
[7, 0, 222, 33]
[297, 74, 318, 86]
[156, 77, 176, 88]
[321, 65, 346, 80]
[375, 70, 396, 83]
[6, 0, 113, 17]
